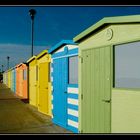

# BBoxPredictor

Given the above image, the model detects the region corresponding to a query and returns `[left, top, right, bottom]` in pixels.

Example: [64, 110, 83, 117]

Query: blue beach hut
[48, 40, 79, 133]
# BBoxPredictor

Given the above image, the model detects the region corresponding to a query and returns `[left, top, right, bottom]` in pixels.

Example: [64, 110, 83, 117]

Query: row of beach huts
[3, 15, 140, 133]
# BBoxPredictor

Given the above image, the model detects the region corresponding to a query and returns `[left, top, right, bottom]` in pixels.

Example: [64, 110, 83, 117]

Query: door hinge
[80, 130, 83, 133]
[81, 94, 83, 100]
[81, 57, 83, 63]
[79, 56, 83, 63]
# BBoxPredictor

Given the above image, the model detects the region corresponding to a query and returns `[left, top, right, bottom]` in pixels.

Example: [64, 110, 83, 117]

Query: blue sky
[1, 6, 140, 71]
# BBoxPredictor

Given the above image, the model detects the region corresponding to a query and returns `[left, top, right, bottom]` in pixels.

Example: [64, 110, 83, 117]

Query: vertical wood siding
[81, 46, 111, 133]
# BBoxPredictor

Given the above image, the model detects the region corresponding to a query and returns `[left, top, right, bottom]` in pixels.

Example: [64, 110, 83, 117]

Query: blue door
[52, 57, 68, 128]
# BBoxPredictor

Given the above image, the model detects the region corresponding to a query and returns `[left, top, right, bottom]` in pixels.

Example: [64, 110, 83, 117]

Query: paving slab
[0, 83, 72, 134]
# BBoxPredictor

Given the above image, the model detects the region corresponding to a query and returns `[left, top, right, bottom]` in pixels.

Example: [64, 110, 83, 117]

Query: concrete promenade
[0, 83, 72, 134]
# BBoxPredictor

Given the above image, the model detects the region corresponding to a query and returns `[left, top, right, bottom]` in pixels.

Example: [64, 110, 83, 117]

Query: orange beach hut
[16, 63, 28, 99]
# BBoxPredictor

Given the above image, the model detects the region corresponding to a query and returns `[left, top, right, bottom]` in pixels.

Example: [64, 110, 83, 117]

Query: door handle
[102, 99, 111, 103]
[64, 91, 67, 93]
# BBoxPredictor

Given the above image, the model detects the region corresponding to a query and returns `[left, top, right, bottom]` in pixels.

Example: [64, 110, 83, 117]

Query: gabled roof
[15, 63, 21, 68]
[6, 65, 16, 72]
[7, 68, 12, 72]
[36, 50, 48, 59]
[74, 14, 140, 42]
[10, 66, 16, 70]
[27, 55, 36, 63]
[48, 40, 77, 54]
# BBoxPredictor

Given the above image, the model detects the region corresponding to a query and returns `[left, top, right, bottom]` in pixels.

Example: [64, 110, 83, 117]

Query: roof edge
[27, 55, 36, 63]
[36, 50, 48, 59]
[48, 40, 77, 54]
[74, 14, 140, 42]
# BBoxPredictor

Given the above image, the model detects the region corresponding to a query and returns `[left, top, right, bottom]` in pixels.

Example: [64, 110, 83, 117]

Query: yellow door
[38, 62, 49, 115]
[8, 72, 10, 88]
[29, 65, 37, 106]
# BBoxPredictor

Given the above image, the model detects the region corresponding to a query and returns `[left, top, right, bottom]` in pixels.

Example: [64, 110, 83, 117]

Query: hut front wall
[51, 44, 79, 133]
[6, 72, 8, 86]
[11, 69, 14, 92]
[10, 70, 12, 89]
[112, 89, 140, 133]
[16, 67, 20, 95]
[4, 73, 6, 85]
[4, 72, 6, 85]
[14, 69, 16, 93]
[37, 54, 52, 116]
[5, 73, 6, 85]
[79, 23, 140, 133]
[79, 24, 140, 50]
[18, 67, 23, 97]
[21, 64, 28, 99]
[8, 71, 10, 88]
[3, 73, 5, 84]
[29, 60, 38, 106]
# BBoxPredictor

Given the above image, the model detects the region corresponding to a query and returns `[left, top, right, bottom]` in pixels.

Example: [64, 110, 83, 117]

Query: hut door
[12, 71, 13, 91]
[13, 70, 16, 93]
[29, 66, 37, 106]
[23, 68, 27, 98]
[81, 46, 111, 133]
[53, 58, 67, 127]
[16, 69, 19, 95]
[19, 69, 23, 97]
[38, 62, 49, 115]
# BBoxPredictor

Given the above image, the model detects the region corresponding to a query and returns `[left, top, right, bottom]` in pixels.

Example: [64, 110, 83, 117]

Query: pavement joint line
[0, 98, 19, 100]
[0, 84, 72, 133]
[0, 123, 60, 133]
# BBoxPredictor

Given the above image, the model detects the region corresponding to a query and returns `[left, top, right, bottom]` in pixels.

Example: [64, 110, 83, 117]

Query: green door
[81, 46, 111, 133]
